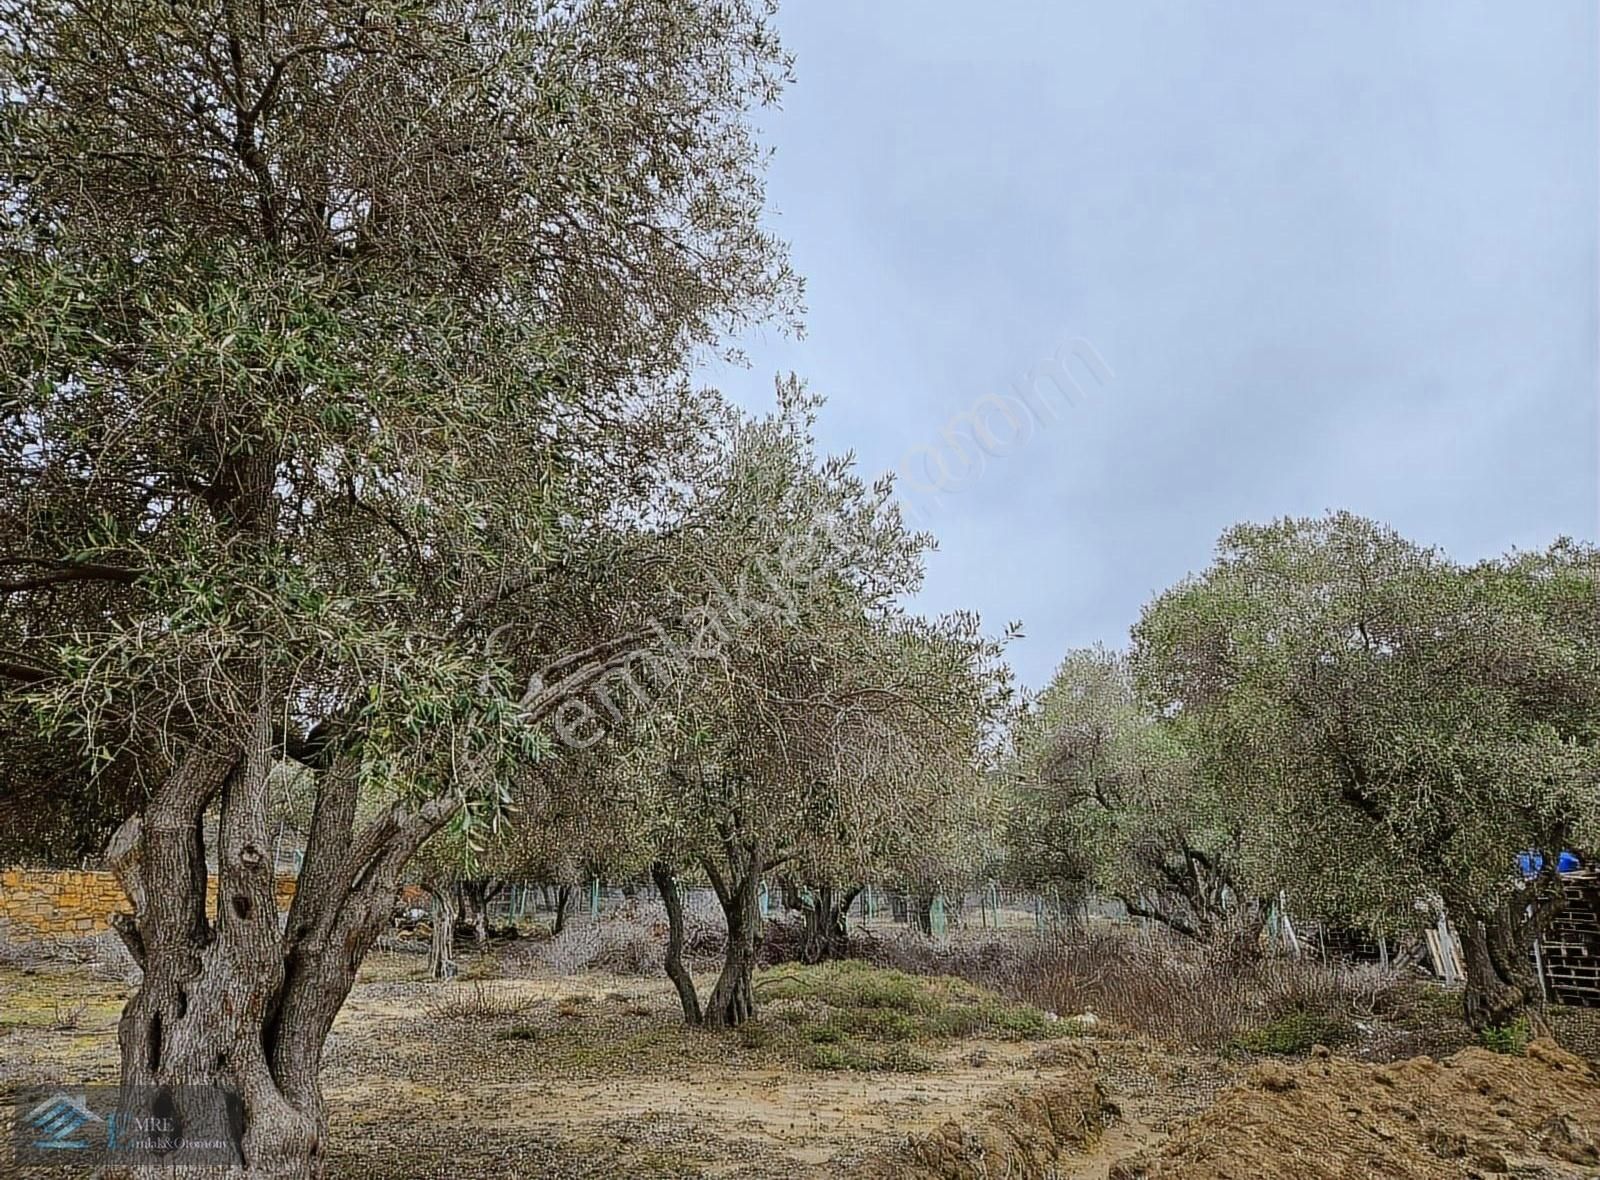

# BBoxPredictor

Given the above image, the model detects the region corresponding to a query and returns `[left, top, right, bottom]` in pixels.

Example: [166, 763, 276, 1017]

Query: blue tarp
[1518, 850, 1582, 878]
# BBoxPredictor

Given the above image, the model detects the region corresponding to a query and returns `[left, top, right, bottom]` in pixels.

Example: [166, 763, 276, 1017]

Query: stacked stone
[0, 868, 297, 942]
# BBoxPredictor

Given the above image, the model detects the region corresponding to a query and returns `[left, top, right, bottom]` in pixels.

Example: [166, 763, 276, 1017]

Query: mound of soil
[857, 1068, 1117, 1180]
[1112, 1039, 1600, 1180]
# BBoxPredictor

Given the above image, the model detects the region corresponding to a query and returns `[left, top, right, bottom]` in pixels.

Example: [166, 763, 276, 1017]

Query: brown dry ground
[1, 950, 1597, 1179]
[311, 954, 1222, 1179]
[1114, 1039, 1600, 1180]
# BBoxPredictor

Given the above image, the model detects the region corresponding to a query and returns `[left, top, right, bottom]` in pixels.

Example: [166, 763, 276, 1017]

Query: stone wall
[0, 869, 297, 941]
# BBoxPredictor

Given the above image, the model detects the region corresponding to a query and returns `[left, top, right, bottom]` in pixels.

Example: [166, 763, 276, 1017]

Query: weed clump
[1479, 1017, 1531, 1056]
[1228, 1009, 1353, 1057]
[935, 925, 1405, 1053]
[427, 981, 537, 1021]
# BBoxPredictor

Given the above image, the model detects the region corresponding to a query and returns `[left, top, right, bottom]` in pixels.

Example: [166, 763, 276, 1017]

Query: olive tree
[489, 740, 657, 937]
[1006, 646, 1264, 947]
[537, 393, 1014, 1026]
[0, 2, 795, 1172]
[635, 606, 1009, 1027]
[1132, 515, 1599, 1028]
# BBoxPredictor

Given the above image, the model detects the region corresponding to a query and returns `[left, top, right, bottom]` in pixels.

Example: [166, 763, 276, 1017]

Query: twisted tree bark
[105, 714, 459, 1179]
[702, 839, 764, 1029]
[799, 885, 860, 964]
[426, 886, 460, 982]
[1454, 885, 1560, 1034]
[457, 878, 501, 948]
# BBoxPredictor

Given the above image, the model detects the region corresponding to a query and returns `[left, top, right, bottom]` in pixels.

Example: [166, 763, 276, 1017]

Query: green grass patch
[1228, 1009, 1354, 1057]
[760, 961, 971, 1013]
[803, 1040, 933, 1073]
[747, 961, 1068, 1073]
[803, 1022, 846, 1044]
[1478, 1017, 1531, 1056]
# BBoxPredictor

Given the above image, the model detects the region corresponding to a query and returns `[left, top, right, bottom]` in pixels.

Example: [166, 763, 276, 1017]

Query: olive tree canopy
[0, 2, 796, 1171]
[1005, 646, 1260, 944]
[1131, 514, 1600, 1027]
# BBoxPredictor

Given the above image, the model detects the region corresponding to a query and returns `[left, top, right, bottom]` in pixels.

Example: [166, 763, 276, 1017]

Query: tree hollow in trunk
[105, 723, 459, 1179]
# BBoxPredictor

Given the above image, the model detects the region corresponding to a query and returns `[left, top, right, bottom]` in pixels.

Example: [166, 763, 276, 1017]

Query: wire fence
[468, 880, 1110, 936]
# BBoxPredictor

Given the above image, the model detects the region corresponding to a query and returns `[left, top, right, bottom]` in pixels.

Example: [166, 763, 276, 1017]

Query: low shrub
[1479, 1017, 1531, 1056]
[426, 981, 537, 1020]
[803, 1040, 933, 1073]
[522, 896, 727, 977]
[533, 919, 659, 976]
[919, 924, 1404, 1053]
[1228, 1009, 1353, 1056]
[857, 926, 1027, 981]
[760, 962, 945, 1014]
[0, 932, 139, 983]
[803, 1042, 857, 1071]
[744, 961, 1065, 1073]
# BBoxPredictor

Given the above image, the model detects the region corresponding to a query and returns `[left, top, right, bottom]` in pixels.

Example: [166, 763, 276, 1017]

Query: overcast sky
[713, 0, 1599, 690]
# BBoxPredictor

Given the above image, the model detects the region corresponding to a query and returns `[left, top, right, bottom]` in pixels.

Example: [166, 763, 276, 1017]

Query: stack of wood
[1424, 916, 1466, 984]
[1319, 925, 1388, 966]
[1540, 868, 1600, 1008]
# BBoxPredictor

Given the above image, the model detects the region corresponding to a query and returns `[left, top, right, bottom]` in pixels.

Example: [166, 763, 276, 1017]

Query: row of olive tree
[1, 9, 1016, 1168]
[444, 391, 1015, 1026]
[0, 2, 812, 1173]
[1007, 513, 1599, 1030]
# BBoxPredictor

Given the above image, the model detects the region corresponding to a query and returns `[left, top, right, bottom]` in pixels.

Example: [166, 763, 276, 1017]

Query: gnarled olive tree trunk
[100, 619, 633, 1178]
[426, 885, 460, 982]
[1452, 884, 1561, 1034]
[799, 885, 860, 964]
[1119, 846, 1264, 958]
[457, 878, 502, 948]
[702, 839, 765, 1028]
[106, 716, 458, 1179]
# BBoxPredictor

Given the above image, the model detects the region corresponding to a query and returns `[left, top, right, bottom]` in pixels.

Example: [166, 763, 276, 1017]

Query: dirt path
[1055, 1110, 1166, 1180]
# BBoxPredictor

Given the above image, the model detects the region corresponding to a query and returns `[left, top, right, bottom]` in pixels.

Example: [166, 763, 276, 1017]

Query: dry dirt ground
[1, 950, 1596, 1179]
